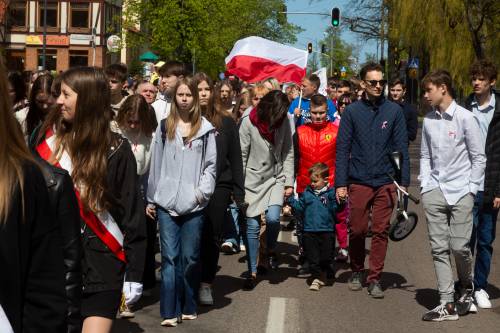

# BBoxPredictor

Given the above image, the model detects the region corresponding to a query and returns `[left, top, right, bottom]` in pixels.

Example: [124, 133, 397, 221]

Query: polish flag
[225, 36, 308, 84]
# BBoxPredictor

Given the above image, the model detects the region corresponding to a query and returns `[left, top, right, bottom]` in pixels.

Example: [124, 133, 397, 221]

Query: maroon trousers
[348, 183, 396, 283]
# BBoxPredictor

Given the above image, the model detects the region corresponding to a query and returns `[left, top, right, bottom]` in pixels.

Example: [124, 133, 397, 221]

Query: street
[112, 131, 500, 333]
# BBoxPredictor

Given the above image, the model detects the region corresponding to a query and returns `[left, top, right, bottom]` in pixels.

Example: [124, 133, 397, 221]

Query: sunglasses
[364, 80, 387, 87]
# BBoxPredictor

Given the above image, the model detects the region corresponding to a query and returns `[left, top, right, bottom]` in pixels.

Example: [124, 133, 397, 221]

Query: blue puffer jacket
[287, 186, 337, 232]
[335, 97, 410, 187]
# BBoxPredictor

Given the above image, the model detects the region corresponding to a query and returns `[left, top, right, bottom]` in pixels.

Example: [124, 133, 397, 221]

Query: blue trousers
[471, 191, 498, 290]
[245, 205, 281, 274]
[157, 208, 204, 319]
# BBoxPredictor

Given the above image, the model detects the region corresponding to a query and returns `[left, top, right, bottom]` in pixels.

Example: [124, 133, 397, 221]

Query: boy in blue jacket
[288, 163, 338, 291]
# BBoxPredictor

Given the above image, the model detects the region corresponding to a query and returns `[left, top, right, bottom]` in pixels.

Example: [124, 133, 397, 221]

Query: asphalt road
[112, 132, 500, 333]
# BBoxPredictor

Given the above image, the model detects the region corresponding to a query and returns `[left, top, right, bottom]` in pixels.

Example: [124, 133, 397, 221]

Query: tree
[389, 0, 500, 91]
[123, 0, 302, 79]
[319, 27, 356, 78]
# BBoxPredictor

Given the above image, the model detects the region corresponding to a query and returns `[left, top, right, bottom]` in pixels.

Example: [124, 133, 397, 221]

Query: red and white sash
[36, 128, 126, 262]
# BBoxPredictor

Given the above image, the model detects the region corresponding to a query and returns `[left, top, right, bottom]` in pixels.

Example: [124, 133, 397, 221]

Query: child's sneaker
[422, 303, 459, 321]
[309, 279, 325, 291]
[335, 248, 349, 262]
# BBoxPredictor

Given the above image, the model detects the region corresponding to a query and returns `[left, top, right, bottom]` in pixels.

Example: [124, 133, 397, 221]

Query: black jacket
[31, 130, 147, 293]
[35, 156, 83, 333]
[213, 116, 245, 203]
[464, 91, 500, 206]
[81, 135, 147, 292]
[396, 100, 418, 142]
[0, 162, 67, 333]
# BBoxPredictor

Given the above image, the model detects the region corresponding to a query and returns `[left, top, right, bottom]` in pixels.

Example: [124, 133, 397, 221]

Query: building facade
[1, 0, 131, 72]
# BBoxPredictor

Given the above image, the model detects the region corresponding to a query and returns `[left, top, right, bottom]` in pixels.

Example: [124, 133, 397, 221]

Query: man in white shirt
[464, 59, 499, 309]
[419, 69, 486, 322]
[152, 61, 185, 124]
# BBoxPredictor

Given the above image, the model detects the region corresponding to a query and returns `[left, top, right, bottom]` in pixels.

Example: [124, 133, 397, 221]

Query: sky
[285, 0, 379, 64]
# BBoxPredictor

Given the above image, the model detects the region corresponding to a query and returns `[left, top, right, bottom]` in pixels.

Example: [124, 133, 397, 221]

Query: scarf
[249, 107, 275, 144]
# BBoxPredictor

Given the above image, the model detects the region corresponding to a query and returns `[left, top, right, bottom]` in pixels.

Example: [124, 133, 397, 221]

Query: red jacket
[296, 121, 339, 193]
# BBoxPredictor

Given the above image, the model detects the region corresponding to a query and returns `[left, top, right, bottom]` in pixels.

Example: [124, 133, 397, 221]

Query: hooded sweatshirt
[147, 115, 217, 216]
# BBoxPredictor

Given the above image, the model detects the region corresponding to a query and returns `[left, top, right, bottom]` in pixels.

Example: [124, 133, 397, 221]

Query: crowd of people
[0, 54, 498, 333]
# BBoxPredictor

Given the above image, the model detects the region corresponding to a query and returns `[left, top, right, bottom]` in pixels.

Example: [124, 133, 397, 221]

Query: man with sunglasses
[335, 62, 410, 299]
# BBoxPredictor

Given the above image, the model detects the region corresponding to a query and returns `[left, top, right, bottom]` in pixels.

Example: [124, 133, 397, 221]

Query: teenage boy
[335, 80, 352, 103]
[389, 78, 419, 143]
[293, 94, 347, 275]
[289, 74, 336, 127]
[152, 60, 185, 124]
[105, 63, 129, 115]
[335, 62, 410, 299]
[419, 69, 485, 321]
[464, 59, 499, 309]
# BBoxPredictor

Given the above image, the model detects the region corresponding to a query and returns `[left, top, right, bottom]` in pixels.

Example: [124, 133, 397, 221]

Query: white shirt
[152, 98, 171, 125]
[471, 93, 496, 191]
[419, 101, 486, 205]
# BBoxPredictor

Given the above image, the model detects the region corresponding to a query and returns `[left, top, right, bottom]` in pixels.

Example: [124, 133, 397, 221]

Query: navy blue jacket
[335, 97, 410, 187]
[287, 187, 337, 232]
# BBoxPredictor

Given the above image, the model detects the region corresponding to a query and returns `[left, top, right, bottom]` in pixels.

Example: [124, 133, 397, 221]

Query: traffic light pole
[279, 12, 331, 17]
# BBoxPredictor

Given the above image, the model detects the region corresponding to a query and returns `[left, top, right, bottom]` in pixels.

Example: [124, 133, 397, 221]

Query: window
[38, 1, 58, 29]
[69, 50, 89, 67]
[70, 3, 90, 29]
[9, 1, 27, 28]
[37, 49, 57, 71]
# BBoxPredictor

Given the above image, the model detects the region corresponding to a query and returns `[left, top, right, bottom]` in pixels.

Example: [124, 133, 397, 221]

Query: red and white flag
[225, 36, 308, 84]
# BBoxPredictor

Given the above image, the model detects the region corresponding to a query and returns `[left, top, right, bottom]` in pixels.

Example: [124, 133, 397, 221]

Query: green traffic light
[333, 20, 339, 26]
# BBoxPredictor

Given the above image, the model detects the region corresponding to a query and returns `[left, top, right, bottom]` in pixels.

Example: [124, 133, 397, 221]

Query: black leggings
[200, 187, 232, 284]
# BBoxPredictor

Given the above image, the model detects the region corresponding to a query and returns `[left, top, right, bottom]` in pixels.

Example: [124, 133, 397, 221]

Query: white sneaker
[181, 313, 197, 320]
[474, 289, 492, 309]
[160, 318, 178, 327]
[221, 241, 236, 254]
[469, 303, 478, 313]
[240, 244, 246, 252]
[199, 285, 214, 305]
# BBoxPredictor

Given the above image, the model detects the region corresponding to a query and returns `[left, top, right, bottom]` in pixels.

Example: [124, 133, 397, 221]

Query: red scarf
[249, 107, 276, 144]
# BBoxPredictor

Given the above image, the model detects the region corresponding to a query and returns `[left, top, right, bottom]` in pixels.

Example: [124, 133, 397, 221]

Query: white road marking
[266, 297, 300, 333]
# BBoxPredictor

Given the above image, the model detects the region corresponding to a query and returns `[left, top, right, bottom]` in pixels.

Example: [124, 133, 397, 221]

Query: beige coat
[239, 115, 294, 217]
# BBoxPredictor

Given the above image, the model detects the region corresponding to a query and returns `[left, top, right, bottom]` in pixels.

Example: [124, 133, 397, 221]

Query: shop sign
[26, 35, 69, 46]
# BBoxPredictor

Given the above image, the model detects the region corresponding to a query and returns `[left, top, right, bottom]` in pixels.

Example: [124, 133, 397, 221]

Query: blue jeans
[245, 205, 281, 274]
[471, 191, 498, 290]
[224, 203, 243, 247]
[157, 208, 204, 318]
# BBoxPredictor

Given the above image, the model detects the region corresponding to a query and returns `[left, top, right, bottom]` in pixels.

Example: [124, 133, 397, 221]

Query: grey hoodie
[147, 116, 217, 216]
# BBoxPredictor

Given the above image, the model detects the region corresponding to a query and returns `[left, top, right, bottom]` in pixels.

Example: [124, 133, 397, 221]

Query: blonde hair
[0, 58, 35, 223]
[165, 77, 202, 141]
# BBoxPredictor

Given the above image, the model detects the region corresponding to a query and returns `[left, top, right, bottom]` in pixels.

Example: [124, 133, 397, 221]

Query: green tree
[389, 0, 500, 92]
[123, 0, 302, 78]
[319, 27, 356, 78]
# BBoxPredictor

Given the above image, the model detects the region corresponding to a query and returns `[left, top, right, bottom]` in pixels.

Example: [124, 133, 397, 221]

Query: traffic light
[331, 8, 340, 27]
[307, 43, 313, 53]
[380, 58, 386, 68]
[321, 44, 326, 54]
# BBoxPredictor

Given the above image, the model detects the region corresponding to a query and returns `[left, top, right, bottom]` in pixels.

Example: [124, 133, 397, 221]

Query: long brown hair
[165, 77, 202, 142]
[115, 94, 156, 137]
[193, 72, 225, 129]
[39, 67, 114, 213]
[0, 58, 35, 223]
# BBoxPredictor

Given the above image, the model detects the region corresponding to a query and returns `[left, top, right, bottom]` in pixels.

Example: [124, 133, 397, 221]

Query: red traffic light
[307, 43, 313, 53]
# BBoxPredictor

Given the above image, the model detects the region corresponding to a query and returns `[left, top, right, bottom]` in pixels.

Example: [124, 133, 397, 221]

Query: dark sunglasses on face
[364, 79, 387, 87]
